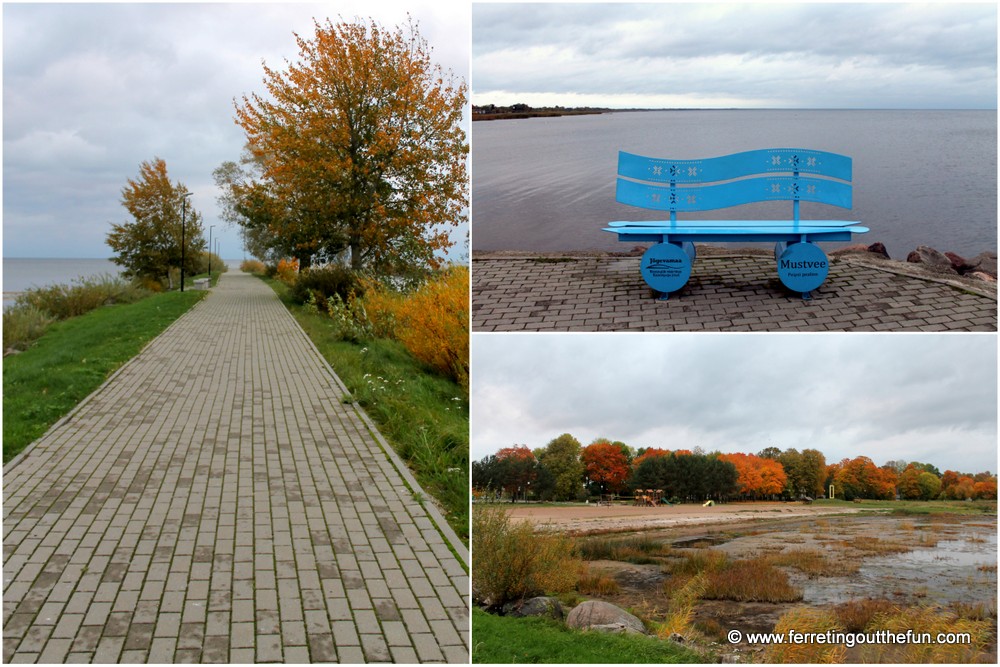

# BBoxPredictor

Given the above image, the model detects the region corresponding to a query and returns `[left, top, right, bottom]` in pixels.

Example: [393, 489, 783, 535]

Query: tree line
[471, 433, 998, 503]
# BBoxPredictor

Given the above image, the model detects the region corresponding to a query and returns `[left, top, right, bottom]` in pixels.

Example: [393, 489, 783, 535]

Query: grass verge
[3, 290, 206, 463]
[262, 277, 469, 545]
[471, 607, 705, 664]
[814, 498, 997, 515]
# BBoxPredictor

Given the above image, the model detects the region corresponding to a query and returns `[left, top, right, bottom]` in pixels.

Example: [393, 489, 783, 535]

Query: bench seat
[605, 219, 868, 243]
[605, 148, 867, 299]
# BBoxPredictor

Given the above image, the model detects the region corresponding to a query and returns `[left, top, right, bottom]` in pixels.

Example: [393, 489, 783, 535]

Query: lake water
[2, 257, 238, 308]
[471, 109, 997, 260]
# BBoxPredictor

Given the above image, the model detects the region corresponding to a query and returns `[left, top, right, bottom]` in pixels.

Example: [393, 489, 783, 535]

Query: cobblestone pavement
[3, 271, 469, 664]
[472, 253, 997, 331]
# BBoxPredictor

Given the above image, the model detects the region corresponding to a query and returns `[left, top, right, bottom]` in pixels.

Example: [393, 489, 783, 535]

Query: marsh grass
[578, 536, 672, 564]
[657, 573, 706, 637]
[668, 551, 802, 603]
[701, 558, 803, 603]
[576, 570, 621, 596]
[762, 607, 846, 663]
[766, 548, 860, 577]
[833, 598, 899, 632]
[862, 605, 994, 663]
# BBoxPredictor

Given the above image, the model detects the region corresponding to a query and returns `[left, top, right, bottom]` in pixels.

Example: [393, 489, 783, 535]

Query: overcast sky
[472, 2, 997, 109]
[3, 2, 469, 259]
[471, 334, 998, 474]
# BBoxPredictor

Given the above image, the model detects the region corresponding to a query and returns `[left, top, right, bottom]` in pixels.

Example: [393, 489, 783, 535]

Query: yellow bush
[240, 259, 266, 275]
[276, 257, 299, 285]
[368, 266, 469, 389]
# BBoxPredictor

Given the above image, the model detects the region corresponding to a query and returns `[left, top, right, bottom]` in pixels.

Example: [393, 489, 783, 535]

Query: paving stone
[3, 271, 469, 663]
[472, 253, 996, 331]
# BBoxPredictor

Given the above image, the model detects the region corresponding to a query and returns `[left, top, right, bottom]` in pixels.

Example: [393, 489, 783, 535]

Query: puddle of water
[802, 528, 997, 605]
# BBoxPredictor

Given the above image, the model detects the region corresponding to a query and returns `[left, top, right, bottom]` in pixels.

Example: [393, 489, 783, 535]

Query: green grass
[814, 498, 997, 515]
[262, 277, 469, 545]
[3, 290, 206, 463]
[471, 607, 706, 663]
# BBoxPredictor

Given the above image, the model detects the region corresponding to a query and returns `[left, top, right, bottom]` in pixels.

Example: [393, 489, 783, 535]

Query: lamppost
[180, 192, 193, 292]
[208, 225, 215, 280]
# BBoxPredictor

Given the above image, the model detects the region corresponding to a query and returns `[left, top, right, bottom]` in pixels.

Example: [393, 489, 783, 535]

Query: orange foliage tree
[107, 157, 205, 288]
[719, 453, 788, 499]
[632, 447, 670, 470]
[581, 440, 630, 495]
[830, 456, 896, 500]
[231, 17, 468, 275]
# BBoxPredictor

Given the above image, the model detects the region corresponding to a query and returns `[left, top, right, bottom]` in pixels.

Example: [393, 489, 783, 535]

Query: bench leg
[775, 241, 828, 298]
[641, 241, 695, 299]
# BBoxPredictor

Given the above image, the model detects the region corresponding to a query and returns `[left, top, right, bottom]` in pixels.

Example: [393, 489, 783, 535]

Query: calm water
[471, 110, 997, 260]
[2, 257, 237, 307]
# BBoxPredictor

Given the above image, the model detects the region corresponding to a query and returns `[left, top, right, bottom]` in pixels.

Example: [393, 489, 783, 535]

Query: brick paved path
[472, 253, 997, 331]
[3, 271, 469, 663]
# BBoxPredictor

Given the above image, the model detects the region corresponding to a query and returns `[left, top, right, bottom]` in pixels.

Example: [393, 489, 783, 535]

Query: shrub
[290, 264, 363, 306]
[385, 266, 469, 389]
[275, 257, 299, 285]
[3, 305, 55, 351]
[194, 251, 228, 275]
[472, 504, 580, 610]
[240, 259, 267, 275]
[14, 274, 148, 320]
[306, 292, 372, 343]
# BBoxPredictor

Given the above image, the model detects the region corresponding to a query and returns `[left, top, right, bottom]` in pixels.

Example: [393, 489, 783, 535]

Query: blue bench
[603, 148, 868, 299]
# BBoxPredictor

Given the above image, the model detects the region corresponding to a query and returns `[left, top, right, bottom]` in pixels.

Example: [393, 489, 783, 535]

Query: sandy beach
[503, 501, 864, 534]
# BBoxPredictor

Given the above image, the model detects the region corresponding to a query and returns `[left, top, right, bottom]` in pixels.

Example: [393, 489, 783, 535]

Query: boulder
[969, 271, 997, 283]
[906, 245, 958, 274]
[504, 596, 565, 620]
[866, 242, 890, 259]
[830, 242, 889, 259]
[944, 251, 973, 274]
[565, 600, 648, 635]
[967, 251, 997, 278]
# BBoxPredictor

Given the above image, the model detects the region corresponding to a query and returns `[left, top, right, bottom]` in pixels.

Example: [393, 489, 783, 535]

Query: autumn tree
[229, 16, 468, 276]
[537, 433, 584, 501]
[720, 453, 787, 499]
[107, 158, 205, 287]
[494, 445, 537, 501]
[581, 439, 629, 495]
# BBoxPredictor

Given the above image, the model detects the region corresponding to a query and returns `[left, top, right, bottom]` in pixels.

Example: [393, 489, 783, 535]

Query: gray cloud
[472, 3, 997, 109]
[3, 2, 469, 259]
[471, 334, 997, 474]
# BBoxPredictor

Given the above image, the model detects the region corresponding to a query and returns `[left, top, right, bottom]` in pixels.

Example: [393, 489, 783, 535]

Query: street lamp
[208, 225, 215, 280]
[180, 192, 193, 292]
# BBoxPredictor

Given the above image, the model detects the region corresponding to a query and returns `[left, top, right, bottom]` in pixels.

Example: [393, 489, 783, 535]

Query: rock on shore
[832, 242, 997, 283]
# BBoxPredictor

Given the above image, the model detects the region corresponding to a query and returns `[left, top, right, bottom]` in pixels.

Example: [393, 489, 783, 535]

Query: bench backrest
[616, 148, 852, 224]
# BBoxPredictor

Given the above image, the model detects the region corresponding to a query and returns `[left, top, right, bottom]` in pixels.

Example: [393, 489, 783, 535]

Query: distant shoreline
[473, 109, 608, 121]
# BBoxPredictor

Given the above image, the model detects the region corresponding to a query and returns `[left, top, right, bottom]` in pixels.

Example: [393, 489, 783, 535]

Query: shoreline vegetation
[473, 103, 610, 121]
